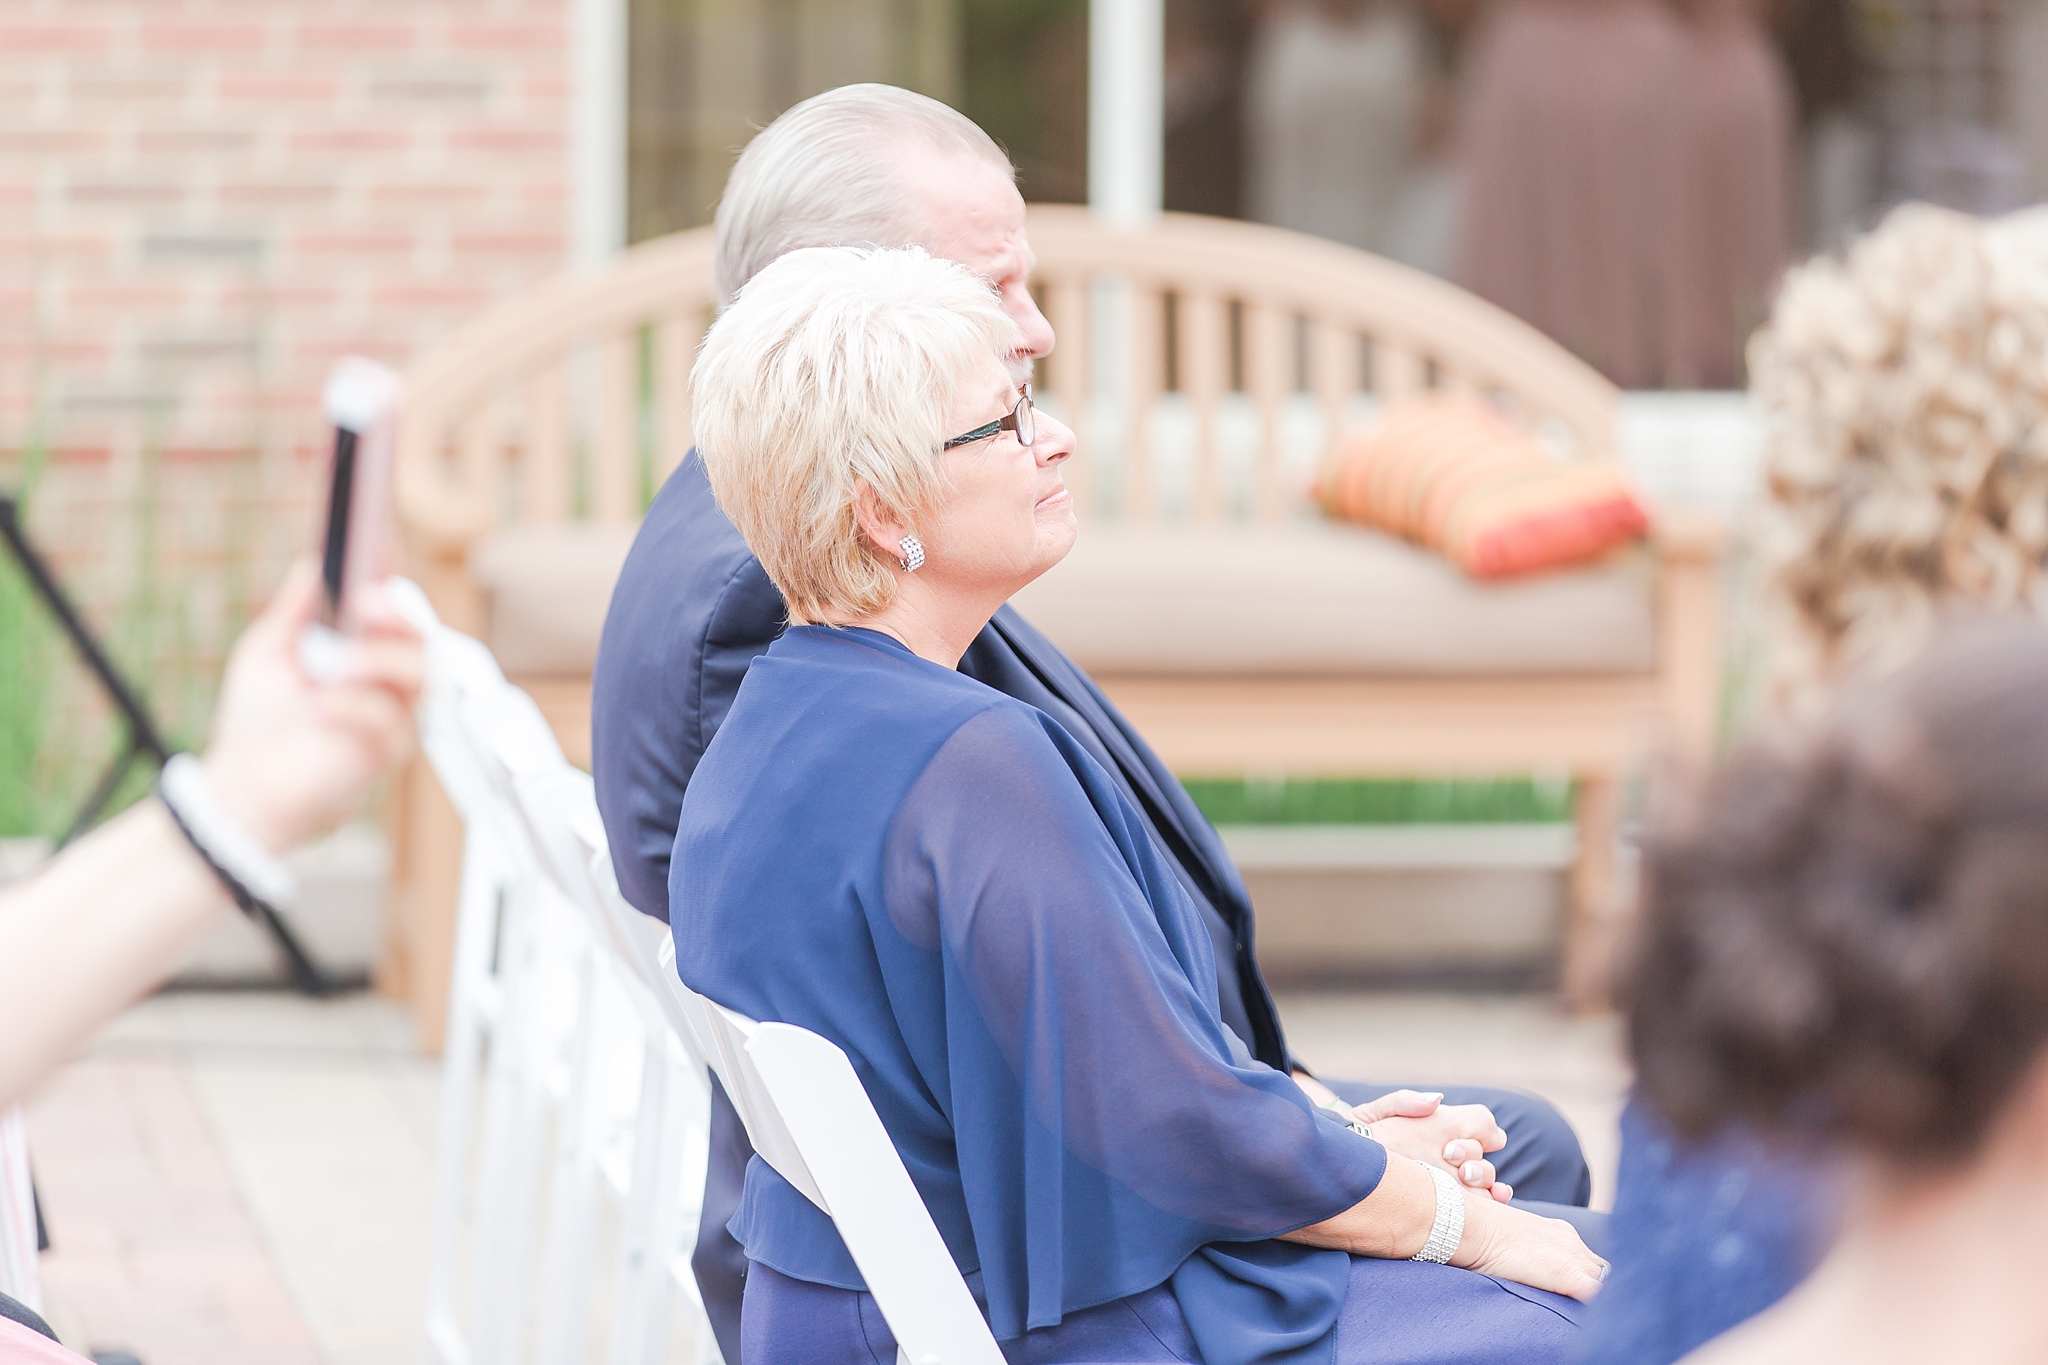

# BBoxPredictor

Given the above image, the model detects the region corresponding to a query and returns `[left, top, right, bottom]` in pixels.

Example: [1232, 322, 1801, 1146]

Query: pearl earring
[897, 534, 925, 572]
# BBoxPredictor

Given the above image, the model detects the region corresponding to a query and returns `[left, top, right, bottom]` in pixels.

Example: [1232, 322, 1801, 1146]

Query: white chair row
[400, 581, 719, 1365]
[400, 583, 1006, 1365]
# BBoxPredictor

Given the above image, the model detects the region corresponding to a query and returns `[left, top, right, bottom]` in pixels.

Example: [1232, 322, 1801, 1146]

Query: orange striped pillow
[1315, 396, 1649, 579]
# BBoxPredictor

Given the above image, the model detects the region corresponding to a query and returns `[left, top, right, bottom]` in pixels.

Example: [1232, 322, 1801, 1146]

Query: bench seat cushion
[471, 519, 1658, 679]
[1008, 522, 1656, 676]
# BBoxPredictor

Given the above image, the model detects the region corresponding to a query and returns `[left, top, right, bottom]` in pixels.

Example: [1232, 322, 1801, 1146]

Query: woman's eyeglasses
[943, 385, 1035, 451]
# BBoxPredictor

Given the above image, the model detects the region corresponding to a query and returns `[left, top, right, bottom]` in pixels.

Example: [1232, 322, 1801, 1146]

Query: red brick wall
[0, 0, 574, 764]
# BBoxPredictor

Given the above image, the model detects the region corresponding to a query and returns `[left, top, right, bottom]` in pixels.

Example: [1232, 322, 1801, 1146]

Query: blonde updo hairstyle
[1753, 203, 2048, 721]
[691, 245, 1022, 626]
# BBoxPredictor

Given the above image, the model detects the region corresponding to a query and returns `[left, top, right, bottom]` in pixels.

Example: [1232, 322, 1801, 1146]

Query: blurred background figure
[1149, 0, 2048, 388]
[1575, 200, 2048, 1365]
[1243, 0, 1426, 255]
[1454, 0, 1794, 388]
[1667, 0, 1796, 388]
[1238, 0, 1473, 271]
[1630, 617, 2048, 1365]
[1453, 0, 1689, 388]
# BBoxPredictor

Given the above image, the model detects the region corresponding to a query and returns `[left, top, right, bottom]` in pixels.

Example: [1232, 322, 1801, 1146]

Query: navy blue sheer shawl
[673, 626, 1385, 1364]
[592, 450, 1297, 1071]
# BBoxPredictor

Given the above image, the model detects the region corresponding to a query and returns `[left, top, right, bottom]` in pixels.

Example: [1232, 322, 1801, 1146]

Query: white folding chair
[667, 978, 1005, 1365]
[509, 766, 718, 1365]
[391, 581, 719, 1365]
[0, 1105, 39, 1312]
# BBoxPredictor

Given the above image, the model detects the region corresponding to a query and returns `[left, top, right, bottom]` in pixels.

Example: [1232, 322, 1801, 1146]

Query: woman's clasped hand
[1452, 1186, 1610, 1299]
[1285, 1141, 1608, 1301]
[1340, 1086, 1517, 1202]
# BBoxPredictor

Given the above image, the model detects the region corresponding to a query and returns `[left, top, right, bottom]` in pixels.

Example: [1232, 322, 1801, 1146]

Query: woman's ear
[851, 481, 912, 566]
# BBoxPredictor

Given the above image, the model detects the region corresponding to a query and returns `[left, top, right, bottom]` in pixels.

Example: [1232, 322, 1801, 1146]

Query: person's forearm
[1279, 1146, 1438, 1259]
[0, 800, 234, 1105]
[1284, 1155, 1607, 1301]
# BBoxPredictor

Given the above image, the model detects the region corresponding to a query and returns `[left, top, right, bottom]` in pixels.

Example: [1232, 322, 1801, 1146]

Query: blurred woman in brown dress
[1456, 0, 1793, 388]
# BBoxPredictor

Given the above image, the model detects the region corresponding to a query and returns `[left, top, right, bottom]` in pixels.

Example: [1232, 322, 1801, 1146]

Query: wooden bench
[386, 207, 1723, 1045]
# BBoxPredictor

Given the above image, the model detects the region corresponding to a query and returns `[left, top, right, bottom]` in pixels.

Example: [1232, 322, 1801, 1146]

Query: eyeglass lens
[1015, 390, 1035, 447]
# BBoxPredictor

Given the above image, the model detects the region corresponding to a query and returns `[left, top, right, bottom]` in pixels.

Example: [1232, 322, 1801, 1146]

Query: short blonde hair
[1753, 203, 2048, 720]
[692, 246, 1022, 625]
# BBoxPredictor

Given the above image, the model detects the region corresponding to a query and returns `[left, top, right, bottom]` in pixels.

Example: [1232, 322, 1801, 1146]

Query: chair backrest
[394, 580, 721, 1365]
[395, 575, 567, 836]
[671, 981, 1005, 1365]
[506, 765, 723, 1365]
[511, 767, 705, 1056]
[396, 209, 1620, 589]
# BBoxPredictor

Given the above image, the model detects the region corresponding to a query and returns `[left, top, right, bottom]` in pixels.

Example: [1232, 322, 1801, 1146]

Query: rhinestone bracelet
[1410, 1161, 1465, 1264]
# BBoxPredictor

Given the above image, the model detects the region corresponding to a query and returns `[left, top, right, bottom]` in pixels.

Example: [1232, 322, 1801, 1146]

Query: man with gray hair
[591, 83, 1598, 1359]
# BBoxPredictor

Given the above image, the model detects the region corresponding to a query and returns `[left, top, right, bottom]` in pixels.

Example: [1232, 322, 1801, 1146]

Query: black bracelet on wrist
[155, 774, 269, 922]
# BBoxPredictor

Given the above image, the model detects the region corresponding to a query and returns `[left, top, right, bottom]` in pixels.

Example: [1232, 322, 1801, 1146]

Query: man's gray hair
[712, 84, 1013, 306]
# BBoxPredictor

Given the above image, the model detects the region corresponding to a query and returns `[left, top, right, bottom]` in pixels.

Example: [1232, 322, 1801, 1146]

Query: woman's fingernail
[1444, 1142, 1461, 1162]
[1462, 1161, 1486, 1184]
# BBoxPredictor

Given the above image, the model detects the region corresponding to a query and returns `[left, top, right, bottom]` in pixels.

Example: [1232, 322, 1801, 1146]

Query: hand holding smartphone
[300, 356, 403, 679]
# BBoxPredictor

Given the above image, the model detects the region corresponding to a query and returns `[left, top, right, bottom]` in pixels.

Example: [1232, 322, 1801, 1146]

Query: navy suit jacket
[590, 451, 1298, 1073]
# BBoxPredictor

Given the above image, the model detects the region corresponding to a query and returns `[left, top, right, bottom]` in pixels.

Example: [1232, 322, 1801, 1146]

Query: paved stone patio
[21, 988, 1627, 1365]
[26, 994, 437, 1365]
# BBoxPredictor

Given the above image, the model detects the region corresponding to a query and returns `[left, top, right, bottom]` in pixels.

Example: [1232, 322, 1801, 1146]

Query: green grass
[1, 433, 56, 839]
[1, 410, 222, 840]
[1179, 776, 1574, 827]
[0, 530, 54, 838]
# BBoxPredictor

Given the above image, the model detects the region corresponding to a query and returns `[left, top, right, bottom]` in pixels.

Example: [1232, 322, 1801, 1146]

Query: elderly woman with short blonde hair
[674, 245, 1603, 1365]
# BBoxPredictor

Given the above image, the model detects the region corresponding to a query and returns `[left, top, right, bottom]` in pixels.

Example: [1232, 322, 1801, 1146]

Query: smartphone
[316, 356, 403, 632]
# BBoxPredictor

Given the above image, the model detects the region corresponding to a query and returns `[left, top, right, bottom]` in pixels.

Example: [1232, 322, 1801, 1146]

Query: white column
[1088, 0, 1164, 226]
[570, 0, 628, 266]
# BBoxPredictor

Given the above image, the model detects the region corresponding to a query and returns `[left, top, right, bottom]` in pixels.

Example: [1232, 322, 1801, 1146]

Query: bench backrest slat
[398, 209, 1620, 558]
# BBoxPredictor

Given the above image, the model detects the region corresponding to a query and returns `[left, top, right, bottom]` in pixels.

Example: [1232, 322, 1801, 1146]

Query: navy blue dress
[1570, 1099, 1835, 1365]
[673, 625, 1583, 1365]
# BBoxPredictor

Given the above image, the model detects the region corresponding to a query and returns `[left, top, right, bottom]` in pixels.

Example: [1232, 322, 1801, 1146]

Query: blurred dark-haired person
[1575, 201, 2048, 1365]
[1630, 616, 2048, 1364]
